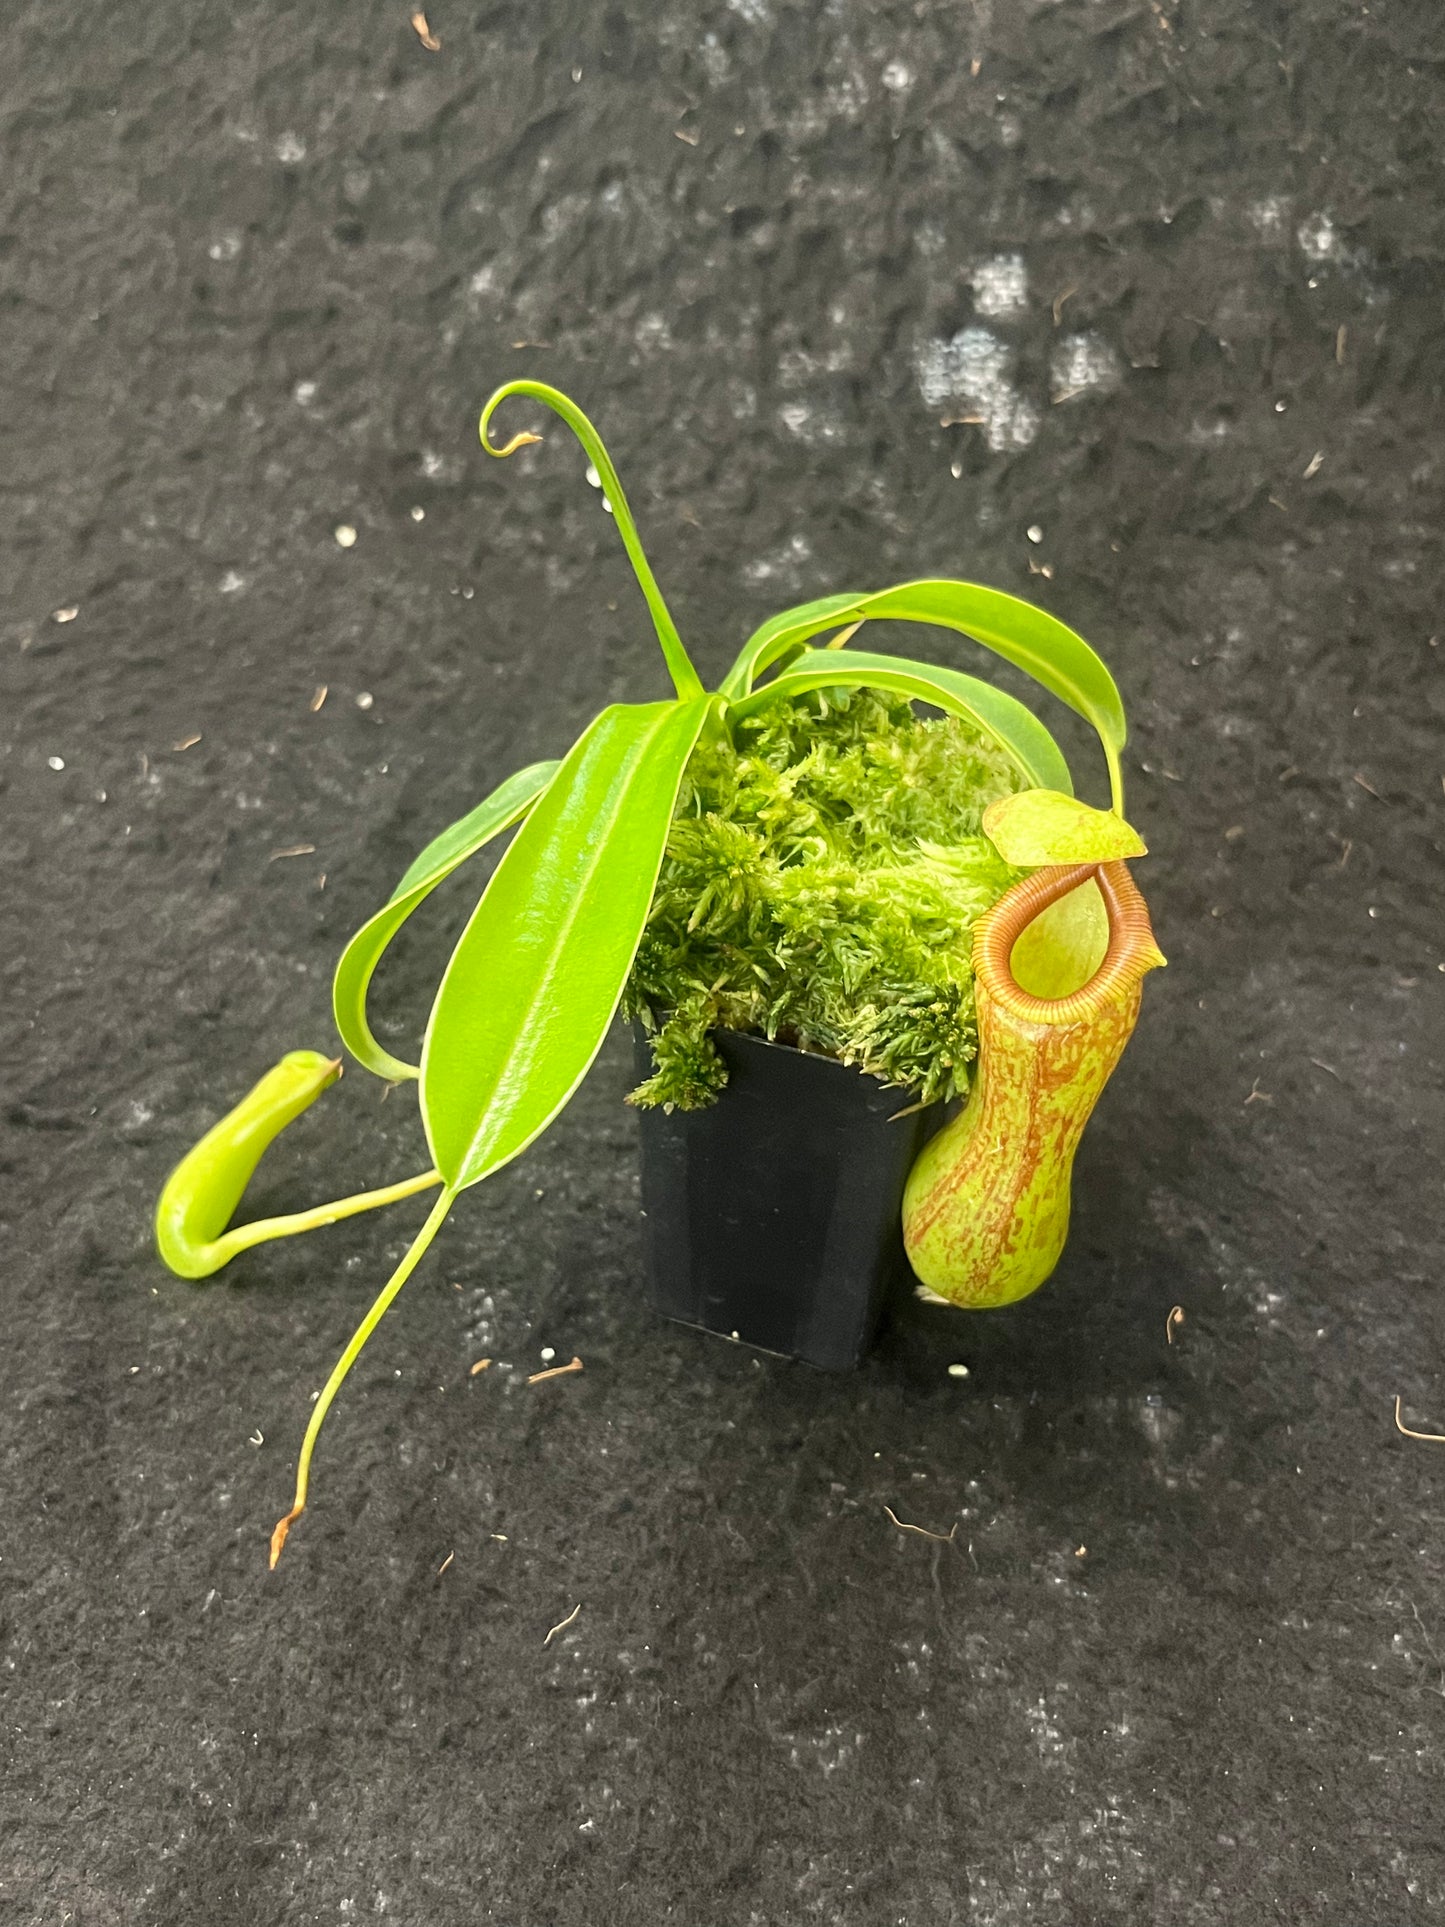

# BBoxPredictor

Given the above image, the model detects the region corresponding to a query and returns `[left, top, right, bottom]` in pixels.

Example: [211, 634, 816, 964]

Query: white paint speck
[53, 606, 78, 623]
[334, 525, 358, 549]
[1246, 195, 1288, 239]
[1297, 211, 1337, 261]
[915, 327, 1039, 451]
[540, 1347, 556, 1363]
[634, 313, 673, 353]
[219, 570, 246, 594]
[1050, 331, 1123, 400]
[947, 1363, 969, 1379]
[421, 450, 445, 479]
[410, 506, 425, 521]
[275, 132, 307, 164]
[970, 253, 1028, 319]
[743, 532, 813, 584]
[293, 380, 318, 406]
[207, 234, 241, 261]
[356, 691, 374, 710]
[1026, 525, 1043, 544]
[47, 755, 65, 771]
[726, 0, 770, 23]
[881, 59, 912, 93]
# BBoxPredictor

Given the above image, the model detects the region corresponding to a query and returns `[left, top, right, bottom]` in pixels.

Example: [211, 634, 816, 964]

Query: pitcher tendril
[270, 1188, 457, 1568]
[479, 379, 706, 705]
[154, 379, 1156, 1567]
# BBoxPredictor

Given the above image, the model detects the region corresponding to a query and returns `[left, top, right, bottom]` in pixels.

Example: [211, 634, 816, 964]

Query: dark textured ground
[4, 2, 1444, 1921]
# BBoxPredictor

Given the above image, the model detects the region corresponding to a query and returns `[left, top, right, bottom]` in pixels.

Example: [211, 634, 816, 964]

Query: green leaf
[332, 761, 559, 1082]
[982, 789, 1147, 867]
[719, 592, 866, 700]
[730, 649, 1074, 796]
[421, 697, 713, 1191]
[721, 577, 1127, 809]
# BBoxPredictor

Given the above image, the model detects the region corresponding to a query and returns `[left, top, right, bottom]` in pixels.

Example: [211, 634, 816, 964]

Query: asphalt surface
[3, 2, 1443, 1921]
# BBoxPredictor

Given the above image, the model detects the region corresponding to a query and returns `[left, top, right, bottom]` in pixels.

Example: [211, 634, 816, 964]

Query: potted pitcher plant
[156, 381, 1163, 1565]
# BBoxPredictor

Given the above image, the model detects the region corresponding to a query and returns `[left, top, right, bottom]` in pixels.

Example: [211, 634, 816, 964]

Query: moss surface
[624, 686, 1026, 1110]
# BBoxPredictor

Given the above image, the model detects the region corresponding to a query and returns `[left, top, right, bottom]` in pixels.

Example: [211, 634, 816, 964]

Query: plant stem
[479, 379, 706, 704]
[269, 1185, 456, 1568]
[207, 1168, 443, 1270]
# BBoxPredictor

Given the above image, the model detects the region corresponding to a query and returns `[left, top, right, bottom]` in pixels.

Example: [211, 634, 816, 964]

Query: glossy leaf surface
[731, 648, 1074, 796]
[720, 591, 866, 699]
[982, 789, 1146, 867]
[421, 697, 712, 1191]
[332, 760, 558, 1082]
[723, 577, 1127, 808]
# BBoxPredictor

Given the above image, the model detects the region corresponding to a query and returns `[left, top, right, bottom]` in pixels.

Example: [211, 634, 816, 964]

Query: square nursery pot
[632, 1025, 943, 1370]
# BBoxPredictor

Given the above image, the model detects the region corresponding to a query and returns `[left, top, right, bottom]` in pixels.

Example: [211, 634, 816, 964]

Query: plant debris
[883, 1505, 958, 1543]
[1394, 1396, 1445, 1444]
[543, 1603, 581, 1645]
[528, 1355, 583, 1385]
[410, 10, 440, 50]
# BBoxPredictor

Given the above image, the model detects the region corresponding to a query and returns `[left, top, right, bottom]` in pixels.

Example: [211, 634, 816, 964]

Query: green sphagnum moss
[624, 685, 1026, 1111]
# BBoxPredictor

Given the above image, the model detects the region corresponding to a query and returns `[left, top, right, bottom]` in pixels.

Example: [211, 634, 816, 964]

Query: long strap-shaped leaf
[730, 648, 1074, 796]
[332, 760, 558, 1082]
[722, 578, 1126, 810]
[718, 591, 865, 703]
[421, 697, 713, 1191]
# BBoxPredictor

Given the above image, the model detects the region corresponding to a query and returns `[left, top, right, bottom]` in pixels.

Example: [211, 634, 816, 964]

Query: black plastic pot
[632, 1025, 944, 1370]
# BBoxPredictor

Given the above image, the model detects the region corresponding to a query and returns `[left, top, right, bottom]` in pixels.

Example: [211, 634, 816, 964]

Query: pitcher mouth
[974, 859, 1166, 1029]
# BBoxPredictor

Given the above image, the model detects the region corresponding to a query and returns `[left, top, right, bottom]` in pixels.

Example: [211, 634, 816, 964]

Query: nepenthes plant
[155, 380, 1162, 1566]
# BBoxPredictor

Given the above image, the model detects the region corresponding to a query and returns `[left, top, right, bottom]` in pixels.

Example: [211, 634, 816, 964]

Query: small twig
[883, 1504, 958, 1544]
[1395, 1396, 1445, 1444]
[1165, 1305, 1185, 1344]
[248, 1429, 264, 1447]
[171, 734, 202, 753]
[1052, 285, 1078, 326]
[543, 1603, 581, 1646]
[1309, 1058, 1341, 1080]
[528, 1355, 583, 1386]
[1244, 1078, 1272, 1105]
[1353, 771, 1384, 801]
[437, 1550, 454, 1575]
[410, 11, 440, 51]
[310, 683, 328, 712]
[1335, 324, 1347, 364]
[268, 843, 317, 862]
[673, 127, 699, 146]
[469, 1357, 492, 1377]
[1303, 451, 1324, 479]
